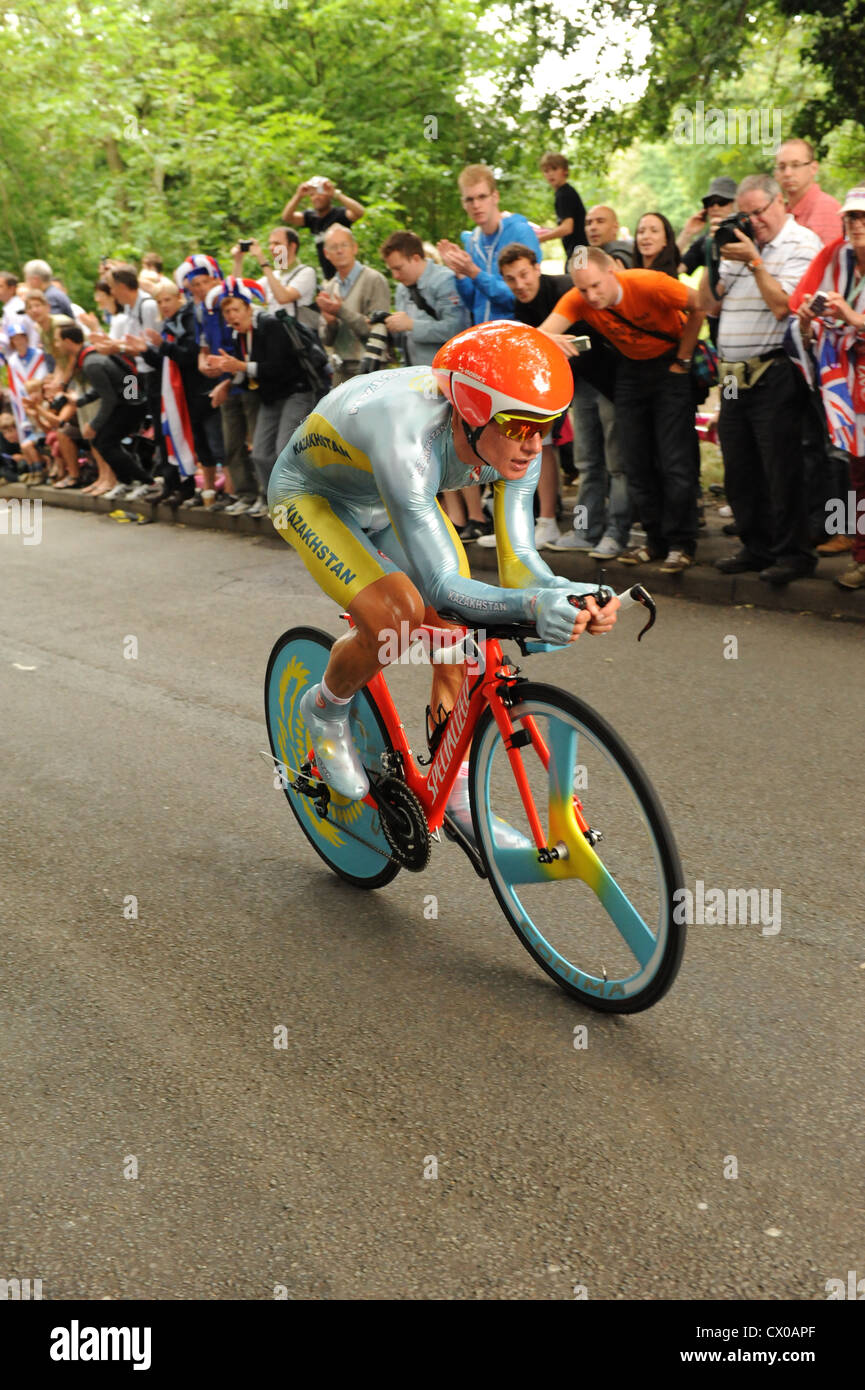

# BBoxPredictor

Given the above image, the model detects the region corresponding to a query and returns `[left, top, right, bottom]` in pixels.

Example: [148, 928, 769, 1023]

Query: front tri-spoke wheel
[468, 682, 684, 1012]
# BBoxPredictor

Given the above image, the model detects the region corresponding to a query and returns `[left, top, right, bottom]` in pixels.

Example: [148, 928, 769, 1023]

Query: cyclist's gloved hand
[531, 588, 592, 644]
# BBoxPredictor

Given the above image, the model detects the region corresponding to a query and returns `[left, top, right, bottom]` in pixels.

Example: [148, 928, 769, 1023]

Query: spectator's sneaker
[589, 535, 622, 560]
[459, 518, 493, 542]
[179, 493, 203, 509]
[102, 482, 129, 501]
[209, 493, 237, 512]
[299, 686, 369, 801]
[247, 498, 270, 518]
[618, 545, 661, 566]
[475, 531, 497, 548]
[835, 561, 865, 590]
[534, 517, 562, 549]
[816, 535, 854, 555]
[126, 482, 152, 500]
[659, 550, 693, 574]
[547, 531, 596, 551]
[224, 497, 254, 515]
[718, 504, 733, 518]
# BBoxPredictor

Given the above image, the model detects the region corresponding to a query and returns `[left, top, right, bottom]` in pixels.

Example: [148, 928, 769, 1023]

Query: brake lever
[629, 584, 657, 641]
[567, 571, 657, 642]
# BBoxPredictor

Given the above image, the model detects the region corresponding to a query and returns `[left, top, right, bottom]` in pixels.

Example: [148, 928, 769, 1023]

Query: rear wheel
[468, 683, 684, 1012]
[264, 627, 400, 889]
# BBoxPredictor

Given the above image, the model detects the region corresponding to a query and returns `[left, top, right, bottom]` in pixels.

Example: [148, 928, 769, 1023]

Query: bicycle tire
[468, 682, 685, 1013]
[264, 626, 401, 890]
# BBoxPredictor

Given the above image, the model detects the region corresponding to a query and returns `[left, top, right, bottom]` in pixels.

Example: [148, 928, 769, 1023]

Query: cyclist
[267, 321, 620, 834]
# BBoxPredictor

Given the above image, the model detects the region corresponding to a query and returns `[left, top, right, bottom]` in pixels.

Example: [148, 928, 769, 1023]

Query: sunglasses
[493, 411, 559, 441]
[703, 198, 731, 209]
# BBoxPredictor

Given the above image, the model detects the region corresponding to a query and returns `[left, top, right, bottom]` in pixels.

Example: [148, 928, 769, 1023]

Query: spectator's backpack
[275, 309, 333, 403]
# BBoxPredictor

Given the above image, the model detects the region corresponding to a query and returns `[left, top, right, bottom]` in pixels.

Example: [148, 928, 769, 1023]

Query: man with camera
[316, 226, 390, 385]
[231, 228, 319, 327]
[677, 177, 738, 274]
[281, 177, 365, 280]
[700, 173, 821, 585]
[380, 231, 468, 366]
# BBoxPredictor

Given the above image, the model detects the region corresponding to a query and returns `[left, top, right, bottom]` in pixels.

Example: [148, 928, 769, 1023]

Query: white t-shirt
[264, 261, 317, 316]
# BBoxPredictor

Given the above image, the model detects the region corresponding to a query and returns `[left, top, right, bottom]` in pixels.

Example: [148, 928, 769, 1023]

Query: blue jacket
[394, 261, 469, 364]
[457, 213, 542, 323]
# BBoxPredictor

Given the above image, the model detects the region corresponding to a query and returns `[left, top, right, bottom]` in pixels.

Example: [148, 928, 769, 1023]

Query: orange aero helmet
[431, 320, 573, 428]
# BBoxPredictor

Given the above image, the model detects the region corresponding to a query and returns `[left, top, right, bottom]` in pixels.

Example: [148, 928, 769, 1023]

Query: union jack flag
[785, 237, 865, 456]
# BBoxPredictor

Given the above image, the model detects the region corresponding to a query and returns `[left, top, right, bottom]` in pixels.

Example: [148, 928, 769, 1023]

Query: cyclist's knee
[350, 573, 425, 649]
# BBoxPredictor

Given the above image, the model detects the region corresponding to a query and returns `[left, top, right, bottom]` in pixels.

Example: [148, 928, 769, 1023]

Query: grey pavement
[4, 477, 864, 623]
[1, 507, 863, 1300]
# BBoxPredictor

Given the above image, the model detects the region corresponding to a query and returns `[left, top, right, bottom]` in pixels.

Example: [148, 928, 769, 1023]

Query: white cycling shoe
[445, 766, 531, 851]
[299, 685, 370, 801]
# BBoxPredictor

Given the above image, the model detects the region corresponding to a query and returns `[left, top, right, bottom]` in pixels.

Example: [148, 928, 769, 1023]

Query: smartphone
[569, 335, 592, 353]
[239, 239, 253, 252]
[809, 291, 829, 316]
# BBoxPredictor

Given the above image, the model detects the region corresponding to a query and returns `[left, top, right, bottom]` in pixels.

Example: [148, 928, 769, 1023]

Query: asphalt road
[2, 505, 863, 1301]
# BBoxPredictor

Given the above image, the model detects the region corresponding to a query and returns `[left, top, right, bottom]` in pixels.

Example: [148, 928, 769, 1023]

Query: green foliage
[0, 0, 862, 306]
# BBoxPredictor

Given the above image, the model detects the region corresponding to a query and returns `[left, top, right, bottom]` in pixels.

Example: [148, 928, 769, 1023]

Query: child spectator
[537, 153, 587, 262]
[6, 325, 48, 481]
[0, 411, 26, 482]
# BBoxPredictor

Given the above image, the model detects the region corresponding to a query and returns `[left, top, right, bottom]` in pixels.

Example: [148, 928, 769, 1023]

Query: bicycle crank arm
[260, 750, 407, 864]
[442, 813, 488, 880]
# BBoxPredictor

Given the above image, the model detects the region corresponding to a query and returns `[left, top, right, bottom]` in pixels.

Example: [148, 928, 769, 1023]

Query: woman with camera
[790, 186, 865, 590]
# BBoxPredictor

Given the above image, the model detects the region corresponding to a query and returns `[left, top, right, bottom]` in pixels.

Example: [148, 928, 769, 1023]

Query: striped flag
[785, 236, 865, 457]
[160, 348, 196, 478]
[6, 344, 47, 442]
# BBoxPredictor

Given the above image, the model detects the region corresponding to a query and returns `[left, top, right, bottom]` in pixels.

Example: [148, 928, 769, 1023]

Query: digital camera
[360, 311, 392, 373]
[713, 212, 754, 248]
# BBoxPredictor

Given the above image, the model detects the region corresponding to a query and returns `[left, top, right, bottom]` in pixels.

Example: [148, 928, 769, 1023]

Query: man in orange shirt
[541, 247, 704, 572]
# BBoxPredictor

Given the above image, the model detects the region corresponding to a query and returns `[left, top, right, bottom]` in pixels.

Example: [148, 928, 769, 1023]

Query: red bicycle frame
[344, 617, 592, 850]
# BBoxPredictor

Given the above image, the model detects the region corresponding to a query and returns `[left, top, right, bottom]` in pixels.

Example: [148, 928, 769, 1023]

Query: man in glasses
[775, 139, 842, 248]
[699, 173, 822, 585]
[437, 164, 541, 324]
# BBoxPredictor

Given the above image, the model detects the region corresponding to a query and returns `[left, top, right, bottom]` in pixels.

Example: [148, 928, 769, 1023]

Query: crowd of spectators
[1, 141, 863, 591]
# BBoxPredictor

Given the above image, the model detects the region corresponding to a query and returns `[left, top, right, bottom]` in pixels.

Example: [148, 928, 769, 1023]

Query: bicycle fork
[485, 668, 600, 870]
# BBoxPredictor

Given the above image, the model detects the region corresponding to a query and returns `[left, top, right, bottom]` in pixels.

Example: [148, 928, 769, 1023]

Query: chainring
[373, 776, 431, 873]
